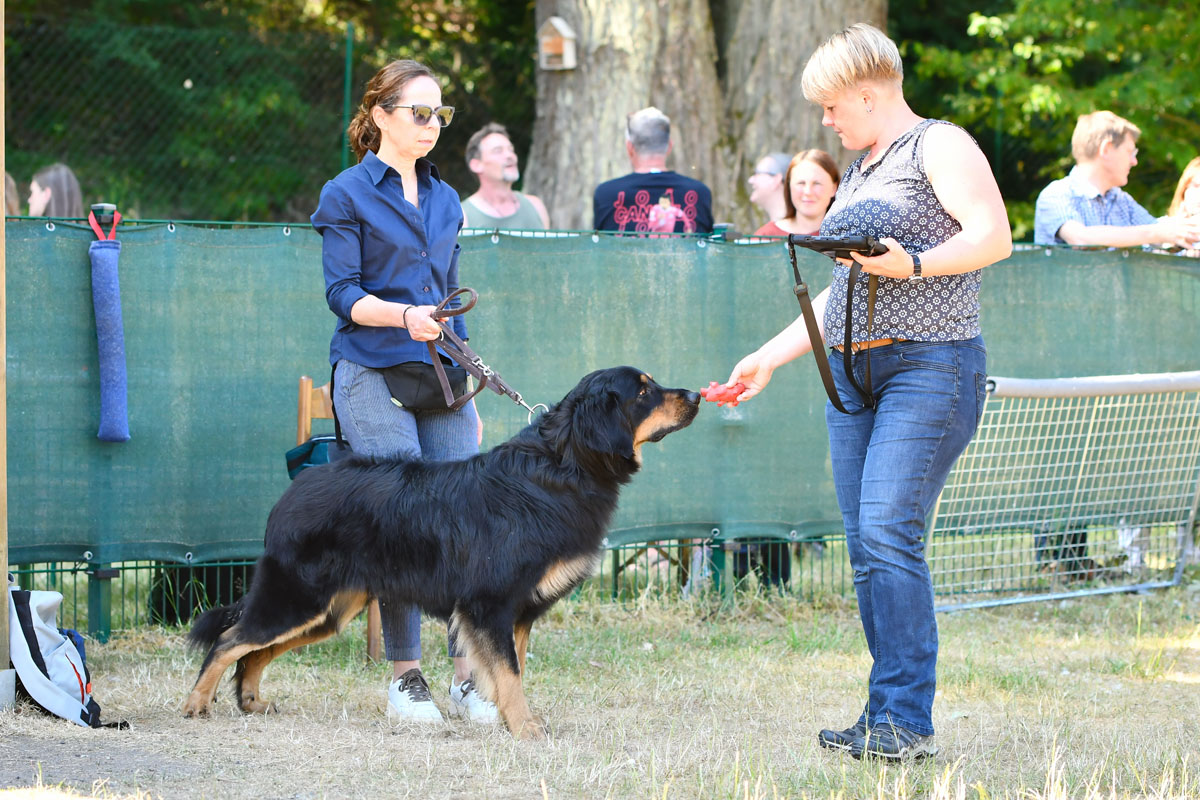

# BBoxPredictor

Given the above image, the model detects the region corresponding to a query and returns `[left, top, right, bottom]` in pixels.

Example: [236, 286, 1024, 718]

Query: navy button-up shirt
[311, 150, 466, 368]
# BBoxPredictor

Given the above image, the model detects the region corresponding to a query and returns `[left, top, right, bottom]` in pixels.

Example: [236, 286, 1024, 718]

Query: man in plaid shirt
[1034, 111, 1200, 248]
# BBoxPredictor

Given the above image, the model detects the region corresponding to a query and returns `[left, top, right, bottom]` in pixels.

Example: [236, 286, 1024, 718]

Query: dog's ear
[571, 388, 634, 460]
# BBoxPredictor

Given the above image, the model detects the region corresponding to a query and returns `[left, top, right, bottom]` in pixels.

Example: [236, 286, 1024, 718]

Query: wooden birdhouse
[538, 16, 577, 71]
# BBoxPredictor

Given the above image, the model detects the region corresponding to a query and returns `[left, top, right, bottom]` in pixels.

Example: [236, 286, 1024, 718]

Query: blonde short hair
[1071, 111, 1140, 162]
[801, 23, 902, 106]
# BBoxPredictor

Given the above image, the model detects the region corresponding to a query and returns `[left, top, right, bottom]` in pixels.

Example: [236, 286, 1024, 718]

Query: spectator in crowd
[27, 163, 83, 218]
[724, 23, 1010, 761]
[5, 172, 19, 216]
[747, 152, 791, 228]
[311, 59, 497, 728]
[1167, 156, 1200, 256]
[593, 106, 713, 235]
[1033, 111, 1200, 248]
[461, 122, 549, 230]
[754, 149, 841, 237]
[1168, 156, 1200, 219]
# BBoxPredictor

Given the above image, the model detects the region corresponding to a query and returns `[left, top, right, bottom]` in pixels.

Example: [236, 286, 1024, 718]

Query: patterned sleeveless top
[821, 118, 982, 344]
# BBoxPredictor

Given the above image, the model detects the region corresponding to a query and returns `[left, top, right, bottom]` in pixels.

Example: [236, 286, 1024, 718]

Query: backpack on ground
[7, 583, 127, 728]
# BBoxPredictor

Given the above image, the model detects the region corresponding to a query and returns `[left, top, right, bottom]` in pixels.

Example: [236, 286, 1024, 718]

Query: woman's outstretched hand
[726, 352, 775, 403]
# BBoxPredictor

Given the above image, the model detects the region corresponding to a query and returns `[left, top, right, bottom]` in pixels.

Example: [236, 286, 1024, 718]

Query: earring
[866, 106, 873, 114]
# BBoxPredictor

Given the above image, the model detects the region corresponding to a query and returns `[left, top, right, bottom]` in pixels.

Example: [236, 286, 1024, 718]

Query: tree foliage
[907, 0, 1200, 240]
[5, 0, 535, 220]
[8, 0, 1198, 233]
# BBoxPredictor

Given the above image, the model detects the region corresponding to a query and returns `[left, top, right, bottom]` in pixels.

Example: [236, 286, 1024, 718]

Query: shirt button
[423, 286, 431, 292]
[420, 251, 427, 257]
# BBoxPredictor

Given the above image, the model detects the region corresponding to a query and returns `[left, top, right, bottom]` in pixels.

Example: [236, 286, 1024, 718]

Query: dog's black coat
[185, 366, 699, 738]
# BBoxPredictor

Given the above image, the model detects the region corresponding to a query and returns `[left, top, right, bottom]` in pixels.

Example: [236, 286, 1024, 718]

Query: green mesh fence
[5, 222, 1200, 570]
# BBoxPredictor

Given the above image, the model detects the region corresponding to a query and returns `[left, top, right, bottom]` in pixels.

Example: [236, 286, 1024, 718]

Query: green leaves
[908, 0, 1200, 238]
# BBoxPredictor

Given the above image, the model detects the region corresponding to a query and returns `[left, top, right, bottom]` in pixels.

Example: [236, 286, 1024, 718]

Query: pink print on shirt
[611, 188, 699, 234]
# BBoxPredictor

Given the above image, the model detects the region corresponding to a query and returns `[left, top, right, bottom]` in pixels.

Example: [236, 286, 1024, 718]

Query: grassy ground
[2, 572, 1198, 800]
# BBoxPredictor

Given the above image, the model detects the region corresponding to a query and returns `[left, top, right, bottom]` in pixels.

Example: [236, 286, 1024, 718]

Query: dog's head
[539, 366, 700, 479]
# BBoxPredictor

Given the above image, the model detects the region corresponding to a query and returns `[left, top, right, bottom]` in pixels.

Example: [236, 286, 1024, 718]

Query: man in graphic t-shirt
[592, 107, 714, 235]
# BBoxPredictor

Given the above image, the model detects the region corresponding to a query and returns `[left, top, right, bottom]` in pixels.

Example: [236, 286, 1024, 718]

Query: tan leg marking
[237, 629, 331, 713]
[237, 590, 369, 713]
[183, 639, 261, 717]
[513, 620, 532, 677]
[533, 554, 599, 604]
[185, 591, 368, 718]
[452, 611, 545, 740]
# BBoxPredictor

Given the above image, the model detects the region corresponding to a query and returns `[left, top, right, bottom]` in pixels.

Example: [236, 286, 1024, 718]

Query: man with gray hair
[592, 106, 713, 234]
[1034, 110, 1200, 248]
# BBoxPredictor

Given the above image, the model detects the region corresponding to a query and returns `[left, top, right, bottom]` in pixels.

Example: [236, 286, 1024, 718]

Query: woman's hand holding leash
[402, 304, 443, 341]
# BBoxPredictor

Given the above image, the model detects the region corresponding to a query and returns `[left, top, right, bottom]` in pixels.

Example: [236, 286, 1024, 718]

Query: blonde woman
[1168, 156, 1200, 255]
[724, 23, 1011, 761]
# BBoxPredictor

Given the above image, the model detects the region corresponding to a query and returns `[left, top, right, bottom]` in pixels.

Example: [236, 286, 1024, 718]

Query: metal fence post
[341, 22, 354, 172]
[87, 564, 119, 642]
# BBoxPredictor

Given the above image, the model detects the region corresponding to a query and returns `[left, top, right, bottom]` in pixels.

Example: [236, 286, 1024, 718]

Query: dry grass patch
[2, 574, 1198, 799]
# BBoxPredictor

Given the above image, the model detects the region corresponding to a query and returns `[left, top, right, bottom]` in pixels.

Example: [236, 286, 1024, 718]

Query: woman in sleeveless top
[725, 24, 1011, 761]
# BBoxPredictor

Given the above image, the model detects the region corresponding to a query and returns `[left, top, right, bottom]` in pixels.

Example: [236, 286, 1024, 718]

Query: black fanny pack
[378, 359, 468, 411]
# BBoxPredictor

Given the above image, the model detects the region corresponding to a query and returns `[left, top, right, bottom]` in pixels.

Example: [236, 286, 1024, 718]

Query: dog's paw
[182, 697, 211, 718]
[511, 715, 549, 741]
[240, 697, 278, 714]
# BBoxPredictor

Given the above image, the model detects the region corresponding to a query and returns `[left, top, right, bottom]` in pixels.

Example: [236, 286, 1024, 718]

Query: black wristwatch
[909, 253, 922, 280]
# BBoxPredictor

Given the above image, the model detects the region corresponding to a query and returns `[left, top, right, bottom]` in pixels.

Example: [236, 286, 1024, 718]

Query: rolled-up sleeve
[312, 182, 367, 321]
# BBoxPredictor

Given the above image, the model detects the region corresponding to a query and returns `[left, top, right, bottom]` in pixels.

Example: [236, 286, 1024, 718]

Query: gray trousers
[333, 358, 479, 661]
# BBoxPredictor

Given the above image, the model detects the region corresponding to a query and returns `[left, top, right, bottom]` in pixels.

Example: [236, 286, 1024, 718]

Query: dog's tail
[187, 598, 245, 650]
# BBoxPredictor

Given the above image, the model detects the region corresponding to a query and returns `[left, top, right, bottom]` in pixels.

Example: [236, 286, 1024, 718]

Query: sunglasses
[387, 103, 455, 128]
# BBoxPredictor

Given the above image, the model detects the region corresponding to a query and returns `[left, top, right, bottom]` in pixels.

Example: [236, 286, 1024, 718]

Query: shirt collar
[361, 150, 441, 186]
[1067, 165, 1115, 201]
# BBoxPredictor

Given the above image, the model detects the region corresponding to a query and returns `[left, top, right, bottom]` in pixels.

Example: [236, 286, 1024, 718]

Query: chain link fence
[6, 20, 363, 221]
[6, 17, 536, 223]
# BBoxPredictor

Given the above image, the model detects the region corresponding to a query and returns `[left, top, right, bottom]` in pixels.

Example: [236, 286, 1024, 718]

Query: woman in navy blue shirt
[311, 59, 496, 726]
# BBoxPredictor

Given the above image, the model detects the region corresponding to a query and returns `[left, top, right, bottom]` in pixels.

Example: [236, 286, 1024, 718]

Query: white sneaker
[387, 669, 444, 724]
[449, 676, 499, 723]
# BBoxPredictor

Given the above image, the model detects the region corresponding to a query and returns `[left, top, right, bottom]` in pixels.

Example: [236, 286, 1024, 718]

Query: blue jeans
[825, 337, 987, 736]
[334, 359, 479, 662]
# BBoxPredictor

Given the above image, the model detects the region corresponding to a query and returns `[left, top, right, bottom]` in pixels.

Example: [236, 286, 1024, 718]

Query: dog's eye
[638, 386, 649, 396]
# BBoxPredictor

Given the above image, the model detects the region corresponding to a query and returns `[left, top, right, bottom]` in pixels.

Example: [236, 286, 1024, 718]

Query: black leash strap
[331, 288, 542, 448]
[428, 288, 546, 419]
[842, 261, 879, 410]
[787, 240, 875, 415]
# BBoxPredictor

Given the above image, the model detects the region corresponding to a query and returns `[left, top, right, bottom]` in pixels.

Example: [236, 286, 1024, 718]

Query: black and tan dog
[183, 367, 700, 739]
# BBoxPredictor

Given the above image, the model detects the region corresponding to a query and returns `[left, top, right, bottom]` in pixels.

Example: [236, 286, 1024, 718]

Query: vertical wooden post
[2, 0, 15, 710]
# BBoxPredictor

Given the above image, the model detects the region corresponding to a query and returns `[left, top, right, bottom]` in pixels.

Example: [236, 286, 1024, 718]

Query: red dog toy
[700, 381, 745, 407]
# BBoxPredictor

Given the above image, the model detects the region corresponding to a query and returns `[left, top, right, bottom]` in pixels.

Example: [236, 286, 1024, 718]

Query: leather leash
[428, 288, 548, 422]
[787, 240, 877, 415]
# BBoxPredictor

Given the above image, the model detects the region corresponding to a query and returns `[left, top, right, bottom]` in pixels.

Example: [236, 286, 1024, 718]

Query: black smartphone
[787, 234, 889, 259]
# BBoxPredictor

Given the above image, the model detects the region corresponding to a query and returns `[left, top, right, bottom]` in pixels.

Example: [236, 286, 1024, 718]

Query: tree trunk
[524, 0, 725, 230]
[719, 0, 887, 232]
[526, 0, 887, 234]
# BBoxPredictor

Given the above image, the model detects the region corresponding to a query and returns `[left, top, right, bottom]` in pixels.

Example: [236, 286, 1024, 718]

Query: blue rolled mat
[89, 239, 130, 442]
